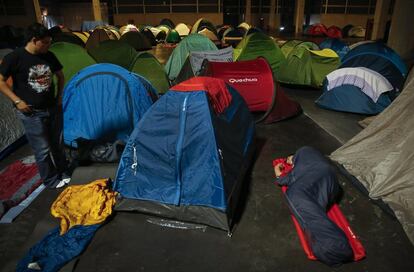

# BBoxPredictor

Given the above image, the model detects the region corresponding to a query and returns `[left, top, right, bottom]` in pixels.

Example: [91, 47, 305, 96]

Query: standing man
[0, 23, 70, 188]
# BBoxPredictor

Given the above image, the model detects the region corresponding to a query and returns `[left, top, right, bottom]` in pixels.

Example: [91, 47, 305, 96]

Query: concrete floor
[1, 43, 414, 271]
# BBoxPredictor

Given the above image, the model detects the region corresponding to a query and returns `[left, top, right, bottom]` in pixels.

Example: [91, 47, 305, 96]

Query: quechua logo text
[228, 77, 258, 84]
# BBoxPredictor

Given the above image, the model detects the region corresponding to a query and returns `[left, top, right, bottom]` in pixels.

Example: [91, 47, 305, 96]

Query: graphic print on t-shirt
[28, 64, 52, 93]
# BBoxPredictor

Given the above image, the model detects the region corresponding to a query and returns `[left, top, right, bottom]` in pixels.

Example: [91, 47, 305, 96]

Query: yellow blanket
[51, 179, 117, 235]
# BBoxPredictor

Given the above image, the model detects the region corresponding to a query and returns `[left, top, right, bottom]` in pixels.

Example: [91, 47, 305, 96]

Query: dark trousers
[16, 106, 69, 187]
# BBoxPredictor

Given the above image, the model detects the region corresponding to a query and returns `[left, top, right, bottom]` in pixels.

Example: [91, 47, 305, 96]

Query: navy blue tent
[114, 77, 255, 231]
[340, 42, 407, 92]
[316, 67, 394, 114]
[319, 38, 349, 60]
[63, 63, 157, 147]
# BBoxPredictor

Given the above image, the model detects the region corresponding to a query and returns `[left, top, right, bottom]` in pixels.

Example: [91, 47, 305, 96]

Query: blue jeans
[16, 106, 69, 187]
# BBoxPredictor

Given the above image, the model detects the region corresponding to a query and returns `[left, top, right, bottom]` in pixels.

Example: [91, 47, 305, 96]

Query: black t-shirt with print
[0, 47, 62, 109]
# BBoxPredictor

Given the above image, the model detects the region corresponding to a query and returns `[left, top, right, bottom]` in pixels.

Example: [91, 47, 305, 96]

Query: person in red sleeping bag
[272, 146, 354, 266]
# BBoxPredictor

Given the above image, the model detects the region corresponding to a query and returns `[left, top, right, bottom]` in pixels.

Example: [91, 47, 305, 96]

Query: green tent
[130, 52, 170, 94]
[119, 31, 152, 51]
[164, 34, 217, 81]
[278, 47, 340, 88]
[52, 32, 85, 47]
[87, 40, 136, 69]
[85, 28, 114, 52]
[281, 40, 302, 57]
[235, 33, 285, 75]
[166, 29, 181, 43]
[50, 42, 96, 86]
[281, 40, 319, 57]
[86, 40, 169, 94]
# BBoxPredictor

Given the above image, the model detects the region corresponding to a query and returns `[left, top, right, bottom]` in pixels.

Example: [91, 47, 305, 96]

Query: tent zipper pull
[218, 148, 223, 159]
[131, 145, 138, 175]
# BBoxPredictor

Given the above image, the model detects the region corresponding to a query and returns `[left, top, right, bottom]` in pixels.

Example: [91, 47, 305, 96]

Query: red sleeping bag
[273, 158, 365, 262]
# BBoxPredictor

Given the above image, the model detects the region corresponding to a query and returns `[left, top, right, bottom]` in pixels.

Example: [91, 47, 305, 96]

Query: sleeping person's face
[286, 155, 294, 165]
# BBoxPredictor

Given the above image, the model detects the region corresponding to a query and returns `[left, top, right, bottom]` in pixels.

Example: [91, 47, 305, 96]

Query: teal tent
[164, 34, 217, 81]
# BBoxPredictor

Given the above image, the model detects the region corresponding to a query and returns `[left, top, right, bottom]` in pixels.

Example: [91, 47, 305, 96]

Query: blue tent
[319, 38, 349, 60]
[340, 42, 407, 92]
[113, 77, 255, 231]
[316, 82, 392, 114]
[63, 63, 157, 147]
[316, 67, 394, 114]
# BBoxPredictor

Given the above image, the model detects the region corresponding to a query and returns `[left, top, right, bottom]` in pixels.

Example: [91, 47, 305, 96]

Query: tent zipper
[174, 95, 189, 205]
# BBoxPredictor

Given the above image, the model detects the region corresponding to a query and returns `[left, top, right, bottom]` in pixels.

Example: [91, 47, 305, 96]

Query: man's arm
[0, 74, 31, 112]
[55, 70, 64, 105]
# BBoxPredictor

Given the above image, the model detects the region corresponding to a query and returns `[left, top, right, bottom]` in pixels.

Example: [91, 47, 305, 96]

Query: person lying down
[273, 146, 353, 266]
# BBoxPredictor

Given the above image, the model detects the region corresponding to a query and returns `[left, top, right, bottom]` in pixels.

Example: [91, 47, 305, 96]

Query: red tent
[202, 58, 302, 123]
[308, 23, 328, 36]
[326, 26, 342, 39]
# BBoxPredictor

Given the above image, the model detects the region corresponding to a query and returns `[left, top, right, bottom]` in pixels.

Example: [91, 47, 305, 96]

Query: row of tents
[2, 23, 413, 248]
[165, 32, 336, 88]
[1, 31, 406, 160]
[304, 24, 366, 38]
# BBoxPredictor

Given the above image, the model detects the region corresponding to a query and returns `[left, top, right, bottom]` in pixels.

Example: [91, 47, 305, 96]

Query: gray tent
[0, 93, 25, 159]
[1, 52, 25, 159]
[174, 46, 233, 85]
[331, 68, 414, 244]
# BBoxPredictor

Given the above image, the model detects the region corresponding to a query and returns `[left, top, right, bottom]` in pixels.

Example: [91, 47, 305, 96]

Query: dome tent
[141, 28, 157, 46]
[114, 77, 255, 232]
[348, 26, 365, 38]
[319, 38, 349, 60]
[175, 23, 190, 37]
[174, 46, 234, 85]
[235, 32, 286, 75]
[166, 29, 181, 43]
[119, 24, 139, 35]
[50, 42, 96, 86]
[63, 64, 157, 147]
[222, 27, 243, 47]
[72, 32, 90, 44]
[85, 28, 116, 51]
[278, 47, 340, 88]
[160, 18, 175, 29]
[280, 40, 319, 57]
[198, 28, 219, 43]
[87, 40, 137, 69]
[305, 24, 327, 36]
[130, 52, 170, 94]
[326, 26, 342, 39]
[119, 31, 152, 51]
[316, 67, 394, 114]
[191, 18, 217, 35]
[340, 42, 407, 92]
[87, 40, 169, 94]
[164, 34, 217, 81]
[52, 32, 85, 47]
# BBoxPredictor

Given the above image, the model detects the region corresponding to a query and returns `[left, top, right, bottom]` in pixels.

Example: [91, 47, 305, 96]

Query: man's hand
[16, 100, 32, 113]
